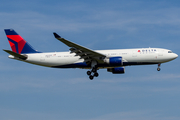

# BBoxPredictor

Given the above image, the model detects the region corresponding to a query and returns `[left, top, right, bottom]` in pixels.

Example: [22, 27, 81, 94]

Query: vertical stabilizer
[4, 29, 40, 54]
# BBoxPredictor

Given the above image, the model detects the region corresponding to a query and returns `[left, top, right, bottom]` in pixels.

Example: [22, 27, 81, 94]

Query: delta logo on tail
[4, 29, 39, 54]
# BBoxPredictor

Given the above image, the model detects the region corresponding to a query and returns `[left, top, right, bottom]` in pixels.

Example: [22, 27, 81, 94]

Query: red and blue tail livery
[4, 29, 39, 54]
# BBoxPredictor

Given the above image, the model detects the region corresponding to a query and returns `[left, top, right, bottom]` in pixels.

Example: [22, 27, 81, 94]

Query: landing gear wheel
[157, 68, 161, 71]
[87, 71, 91, 75]
[94, 72, 99, 77]
[89, 75, 94, 80]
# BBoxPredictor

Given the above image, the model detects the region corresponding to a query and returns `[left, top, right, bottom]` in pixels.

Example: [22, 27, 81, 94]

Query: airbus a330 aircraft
[3, 29, 178, 80]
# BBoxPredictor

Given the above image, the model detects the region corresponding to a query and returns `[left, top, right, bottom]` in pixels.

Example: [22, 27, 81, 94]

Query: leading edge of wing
[53, 33, 106, 58]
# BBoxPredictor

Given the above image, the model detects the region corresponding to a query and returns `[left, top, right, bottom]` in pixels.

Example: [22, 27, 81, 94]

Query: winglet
[53, 32, 61, 39]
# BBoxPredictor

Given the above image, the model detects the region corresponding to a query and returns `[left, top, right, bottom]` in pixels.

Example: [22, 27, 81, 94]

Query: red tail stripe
[7, 35, 23, 42]
[7, 35, 26, 54]
[8, 41, 16, 53]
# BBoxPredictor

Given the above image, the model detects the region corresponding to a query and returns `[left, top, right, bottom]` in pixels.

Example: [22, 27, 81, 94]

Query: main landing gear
[157, 63, 161, 71]
[87, 67, 99, 80]
[87, 61, 99, 80]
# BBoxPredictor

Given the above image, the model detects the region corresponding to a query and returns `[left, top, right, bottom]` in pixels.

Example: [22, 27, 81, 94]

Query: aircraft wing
[53, 33, 106, 64]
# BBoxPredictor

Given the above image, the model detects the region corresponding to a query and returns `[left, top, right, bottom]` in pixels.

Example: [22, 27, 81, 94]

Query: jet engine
[107, 67, 125, 74]
[104, 57, 123, 66]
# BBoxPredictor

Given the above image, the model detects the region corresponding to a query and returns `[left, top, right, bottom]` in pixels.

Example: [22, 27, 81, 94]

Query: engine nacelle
[104, 57, 123, 66]
[107, 67, 125, 74]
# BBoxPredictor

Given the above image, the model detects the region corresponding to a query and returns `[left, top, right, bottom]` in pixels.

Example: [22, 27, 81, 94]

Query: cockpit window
[168, 51, 173, 53]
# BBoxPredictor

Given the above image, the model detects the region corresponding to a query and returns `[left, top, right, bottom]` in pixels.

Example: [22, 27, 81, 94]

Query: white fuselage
[9, 48, 178, 69]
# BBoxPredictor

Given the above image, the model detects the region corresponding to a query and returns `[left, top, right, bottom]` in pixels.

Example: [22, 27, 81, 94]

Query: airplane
[3, 29, 178, 80]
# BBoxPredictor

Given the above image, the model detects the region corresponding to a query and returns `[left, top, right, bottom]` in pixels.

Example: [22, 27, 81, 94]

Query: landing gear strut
[87, 61, 99, 80]
[157, 63, 161, 71]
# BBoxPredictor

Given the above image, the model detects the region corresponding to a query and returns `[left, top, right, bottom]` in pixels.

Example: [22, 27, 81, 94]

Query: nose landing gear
[157, 63, 161, 71]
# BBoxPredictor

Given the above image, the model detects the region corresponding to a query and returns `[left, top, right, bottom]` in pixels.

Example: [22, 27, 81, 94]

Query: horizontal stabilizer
[3, 49, 27, 60]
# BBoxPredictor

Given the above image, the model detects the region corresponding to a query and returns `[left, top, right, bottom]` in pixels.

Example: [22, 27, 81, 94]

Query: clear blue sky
[0, 0, 180, 120]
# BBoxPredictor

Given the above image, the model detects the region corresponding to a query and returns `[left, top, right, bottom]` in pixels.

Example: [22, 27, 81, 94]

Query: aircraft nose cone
[167, 53, 178, 61]
[172, 53, 178, 60]
[175, 53, 178, 58]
